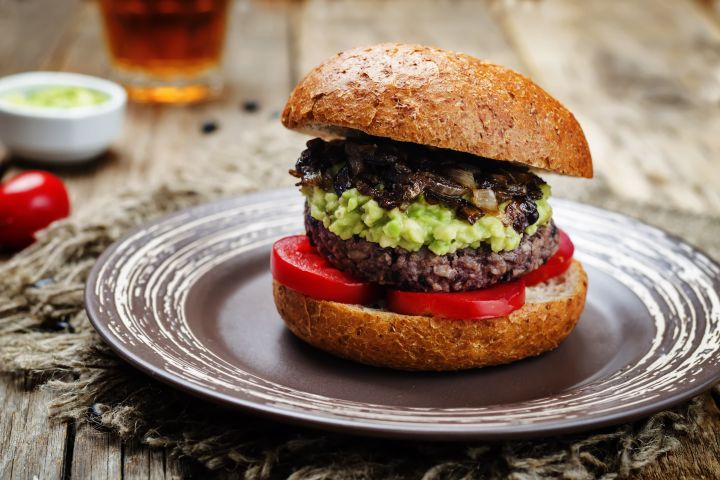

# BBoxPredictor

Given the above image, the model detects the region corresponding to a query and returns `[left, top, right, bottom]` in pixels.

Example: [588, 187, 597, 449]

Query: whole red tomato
[0, 171, 70, 250]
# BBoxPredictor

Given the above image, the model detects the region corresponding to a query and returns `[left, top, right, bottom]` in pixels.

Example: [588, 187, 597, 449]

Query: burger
[271, 43, 591, 371]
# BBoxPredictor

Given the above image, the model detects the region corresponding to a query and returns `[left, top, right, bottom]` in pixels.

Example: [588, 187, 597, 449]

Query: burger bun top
[282, 43, 592, 178]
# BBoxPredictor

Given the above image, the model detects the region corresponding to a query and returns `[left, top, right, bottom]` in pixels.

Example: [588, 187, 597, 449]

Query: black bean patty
[306, 211, 559, 292]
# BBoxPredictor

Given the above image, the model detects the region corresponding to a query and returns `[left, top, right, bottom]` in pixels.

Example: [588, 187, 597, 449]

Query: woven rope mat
[1, 124, 718, 479]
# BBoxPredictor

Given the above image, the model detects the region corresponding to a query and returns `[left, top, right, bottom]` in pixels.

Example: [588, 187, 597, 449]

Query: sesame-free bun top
[282, 43, 592, 178]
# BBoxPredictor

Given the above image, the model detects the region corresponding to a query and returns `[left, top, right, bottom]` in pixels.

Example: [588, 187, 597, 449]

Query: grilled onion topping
[290, 137, 547, 232]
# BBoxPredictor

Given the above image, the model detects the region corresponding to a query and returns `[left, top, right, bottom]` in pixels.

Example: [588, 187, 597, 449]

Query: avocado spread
[2, 86, 109, 109]
[305, 184, 552, 255]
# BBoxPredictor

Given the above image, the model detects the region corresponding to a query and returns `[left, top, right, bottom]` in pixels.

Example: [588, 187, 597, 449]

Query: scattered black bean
[44, 319, 75, 333]
[58, 321, 75, 333]
[242, 100, 259, 112]
[201, 120, 219, 134]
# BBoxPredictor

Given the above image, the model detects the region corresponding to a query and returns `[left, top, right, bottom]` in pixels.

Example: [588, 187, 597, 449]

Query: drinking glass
[99, 0, 231, 104]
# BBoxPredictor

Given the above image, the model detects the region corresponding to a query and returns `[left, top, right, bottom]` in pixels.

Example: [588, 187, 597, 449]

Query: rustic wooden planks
[495, 0, 720, 213]
[0, 0, 82, 74]
[294, 0, 524, 76]
[0, 375, 67, 480]
[70, 424, 122, 479]
[123, 439, 191, 480]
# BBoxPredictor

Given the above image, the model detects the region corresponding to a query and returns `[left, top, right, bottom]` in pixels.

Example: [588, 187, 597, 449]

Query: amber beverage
[99, 0, 230, 103]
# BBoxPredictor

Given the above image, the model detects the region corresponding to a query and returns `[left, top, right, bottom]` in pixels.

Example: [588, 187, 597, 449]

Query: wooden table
[1, 0, 719, 478]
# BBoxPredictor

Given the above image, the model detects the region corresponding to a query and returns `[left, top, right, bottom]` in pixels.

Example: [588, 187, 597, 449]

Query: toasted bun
[273, 260, 588, 371]
[282, 43, 592, 178]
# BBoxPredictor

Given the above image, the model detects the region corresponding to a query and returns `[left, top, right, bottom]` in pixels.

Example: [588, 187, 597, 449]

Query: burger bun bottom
[272, 260, 588, 371]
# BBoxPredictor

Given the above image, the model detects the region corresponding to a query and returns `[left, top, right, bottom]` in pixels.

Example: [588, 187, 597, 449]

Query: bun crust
[282, 43, 592, 178]
[273, 261, 588, 371]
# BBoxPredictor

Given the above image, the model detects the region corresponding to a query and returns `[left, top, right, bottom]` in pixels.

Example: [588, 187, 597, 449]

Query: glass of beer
[98, 0, 231, 104]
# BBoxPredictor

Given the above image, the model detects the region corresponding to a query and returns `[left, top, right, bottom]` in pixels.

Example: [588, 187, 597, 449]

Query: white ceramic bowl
[0, 72, 126, 162]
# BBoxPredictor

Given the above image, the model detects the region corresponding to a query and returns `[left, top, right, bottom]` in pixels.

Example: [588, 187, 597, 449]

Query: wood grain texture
[0, 375, 67, 480]
[124, 439, 192, 480]
[0, 0, 82, 74]
[71, 424, 122, 479]
[494, 0, 720, 213]
[294, 0, 523, 76]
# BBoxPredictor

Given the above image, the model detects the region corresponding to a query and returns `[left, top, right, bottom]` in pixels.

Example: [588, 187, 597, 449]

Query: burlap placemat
[1, 124, 718, 479]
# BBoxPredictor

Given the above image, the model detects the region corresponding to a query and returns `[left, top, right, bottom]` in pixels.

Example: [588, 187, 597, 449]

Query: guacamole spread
[305, 184, 552, 255]
[2, 86, 109, 109]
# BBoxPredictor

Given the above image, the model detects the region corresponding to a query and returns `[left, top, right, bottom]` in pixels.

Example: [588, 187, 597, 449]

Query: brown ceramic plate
[86, 189, 720, 440]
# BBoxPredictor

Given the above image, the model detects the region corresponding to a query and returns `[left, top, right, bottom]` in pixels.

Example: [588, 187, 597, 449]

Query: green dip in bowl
[2, 85, 110, 109]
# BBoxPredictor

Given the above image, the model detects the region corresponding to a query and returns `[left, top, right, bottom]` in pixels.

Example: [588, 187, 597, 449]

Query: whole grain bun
[283, 43, 592, 177]
[273, 260, 588, 371]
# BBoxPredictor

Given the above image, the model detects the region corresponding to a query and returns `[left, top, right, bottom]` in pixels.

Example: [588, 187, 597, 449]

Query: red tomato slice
[523, 229, 574, 286]
[271, 235, 380, 305]
[386, 280, 525, 320]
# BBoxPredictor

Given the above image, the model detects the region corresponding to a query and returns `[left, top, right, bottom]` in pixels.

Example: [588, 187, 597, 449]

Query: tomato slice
[386, 280, 525, 320]
[271, 235, 380, 305]
[523, 229, 574, 286]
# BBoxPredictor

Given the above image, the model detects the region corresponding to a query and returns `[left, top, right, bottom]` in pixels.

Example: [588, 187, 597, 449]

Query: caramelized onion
[424, 173, 466, 197]
[446, 168, 476, 189]
[459, 205, 485, 224]
[470, 188, 499, 211]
